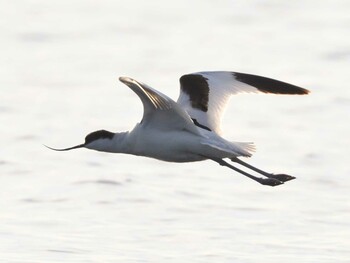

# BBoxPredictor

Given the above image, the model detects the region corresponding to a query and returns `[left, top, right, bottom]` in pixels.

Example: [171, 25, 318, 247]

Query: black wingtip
[234, 72, 310, 95]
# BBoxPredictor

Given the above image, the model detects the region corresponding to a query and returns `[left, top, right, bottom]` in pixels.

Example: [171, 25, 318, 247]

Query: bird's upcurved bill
[44, 144, 85, 151]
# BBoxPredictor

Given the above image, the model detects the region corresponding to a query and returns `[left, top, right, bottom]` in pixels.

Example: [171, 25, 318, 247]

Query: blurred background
[1, 0, 349, 262]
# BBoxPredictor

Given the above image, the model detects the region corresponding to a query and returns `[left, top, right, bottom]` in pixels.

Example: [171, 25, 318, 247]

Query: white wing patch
[178, 72, 255, 134]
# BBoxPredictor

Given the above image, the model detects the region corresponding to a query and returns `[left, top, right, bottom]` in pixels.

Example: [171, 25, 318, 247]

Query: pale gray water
[1, 0, 350, 262]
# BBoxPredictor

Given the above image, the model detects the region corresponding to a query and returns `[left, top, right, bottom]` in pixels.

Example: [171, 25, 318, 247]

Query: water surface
[1, 1, 349, 262]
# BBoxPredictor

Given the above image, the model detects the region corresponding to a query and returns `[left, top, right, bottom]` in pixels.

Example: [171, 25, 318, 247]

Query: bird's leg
[231, 157, 295, 182]
[211, 158, 283, 186]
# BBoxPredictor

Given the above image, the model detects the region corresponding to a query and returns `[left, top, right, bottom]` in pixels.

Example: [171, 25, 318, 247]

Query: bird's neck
[107, 131, 131, 153]
[113, 131, 131, 152]
[87, 131, 130, 153]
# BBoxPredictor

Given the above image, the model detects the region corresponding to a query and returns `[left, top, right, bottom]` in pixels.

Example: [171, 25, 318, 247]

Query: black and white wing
[177, 71, 309, 134]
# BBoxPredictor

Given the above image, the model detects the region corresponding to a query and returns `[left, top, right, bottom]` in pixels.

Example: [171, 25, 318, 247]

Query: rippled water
[1, 1, 350, 262]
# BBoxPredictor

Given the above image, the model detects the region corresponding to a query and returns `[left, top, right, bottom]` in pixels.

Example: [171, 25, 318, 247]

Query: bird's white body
[129, 124, 254, 162]
[127, 123, 207, 162]
[87, 122, 251, 162]
[50, 71, 309, 186]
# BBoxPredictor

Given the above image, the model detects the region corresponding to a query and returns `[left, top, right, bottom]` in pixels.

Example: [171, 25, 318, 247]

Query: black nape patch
[234, 72, 309, 95]
[85, 130, 114, 144]
[180, 74, 209, 112]
[192, 118, 212, 131]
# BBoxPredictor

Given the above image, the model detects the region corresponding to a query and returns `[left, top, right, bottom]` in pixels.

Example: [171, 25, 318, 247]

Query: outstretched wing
[177, 71, 309, 134]
[119, 77, 200, 134]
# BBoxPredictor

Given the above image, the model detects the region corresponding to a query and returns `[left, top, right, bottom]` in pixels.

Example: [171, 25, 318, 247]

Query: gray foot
[269, 174, 296, 182]
[259, 178, 284, 186]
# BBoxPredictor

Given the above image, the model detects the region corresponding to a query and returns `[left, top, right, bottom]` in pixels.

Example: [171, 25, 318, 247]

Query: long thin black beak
[44, 144, 85, 151]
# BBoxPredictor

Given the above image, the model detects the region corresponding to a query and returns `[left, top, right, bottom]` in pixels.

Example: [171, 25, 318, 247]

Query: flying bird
[47, 71, 309, 186]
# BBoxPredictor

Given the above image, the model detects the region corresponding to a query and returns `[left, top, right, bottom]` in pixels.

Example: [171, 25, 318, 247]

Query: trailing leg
[211, 158, 283, 186]
[231, 157, 295, 182]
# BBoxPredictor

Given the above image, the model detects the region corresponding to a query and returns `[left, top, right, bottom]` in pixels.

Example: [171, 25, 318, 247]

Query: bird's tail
[201, 140, 256, 159]
[229, 142, 256, 157]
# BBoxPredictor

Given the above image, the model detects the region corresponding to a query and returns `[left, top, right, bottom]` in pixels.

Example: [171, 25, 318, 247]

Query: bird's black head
[84, 130, 115, 145]
[45, 129, 114, 152]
